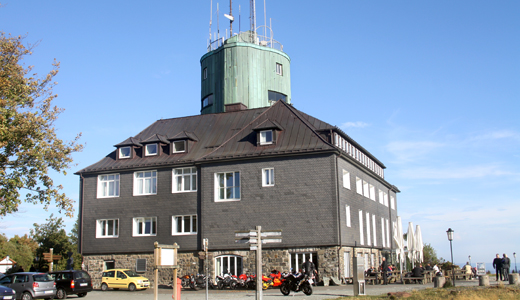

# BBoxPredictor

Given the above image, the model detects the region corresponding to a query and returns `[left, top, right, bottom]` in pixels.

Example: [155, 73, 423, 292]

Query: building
[75, 6, 399, 288]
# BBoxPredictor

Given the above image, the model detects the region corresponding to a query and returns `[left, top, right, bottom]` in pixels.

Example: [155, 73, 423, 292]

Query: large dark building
[76, 8, 399, 287]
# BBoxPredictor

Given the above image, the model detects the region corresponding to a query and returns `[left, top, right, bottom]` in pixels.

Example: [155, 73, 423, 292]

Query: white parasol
[407, 222, 415, 268]
[415, 225, 424, 263]
[393, 217, 405, 263]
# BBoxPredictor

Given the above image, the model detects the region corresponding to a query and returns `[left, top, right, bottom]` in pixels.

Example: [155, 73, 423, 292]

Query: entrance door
[290, 253, 317, 272]
[344, 252, 351, 278]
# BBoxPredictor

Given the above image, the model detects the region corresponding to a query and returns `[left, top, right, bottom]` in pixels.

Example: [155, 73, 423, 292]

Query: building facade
[76, 16, 399, 288]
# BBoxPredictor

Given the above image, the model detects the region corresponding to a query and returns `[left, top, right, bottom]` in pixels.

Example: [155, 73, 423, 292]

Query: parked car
[0, 285, 16, 300]
[101, 269, 149, 291]
[0, 272, 56, 300]
[49, 270, 92, 299]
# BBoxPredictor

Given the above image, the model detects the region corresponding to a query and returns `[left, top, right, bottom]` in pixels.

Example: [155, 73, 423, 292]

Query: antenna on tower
[250, 0, 256, 35]
[223, 0, 234, 36]
[209, 0, 213, 44]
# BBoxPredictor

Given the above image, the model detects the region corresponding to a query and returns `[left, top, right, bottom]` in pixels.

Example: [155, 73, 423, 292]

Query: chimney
[225, 102, 248, 112]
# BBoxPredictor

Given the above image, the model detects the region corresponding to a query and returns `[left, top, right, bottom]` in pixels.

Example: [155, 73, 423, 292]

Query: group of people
[493, 253, 511, 281]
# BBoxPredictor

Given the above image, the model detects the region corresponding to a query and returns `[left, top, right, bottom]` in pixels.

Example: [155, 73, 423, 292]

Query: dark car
[0, 285, 16, 300]
[49, 270, 92, 299]
[0, 272, 56, 300]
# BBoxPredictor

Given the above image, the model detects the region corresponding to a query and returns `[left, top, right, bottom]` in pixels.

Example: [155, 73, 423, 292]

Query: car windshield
[123, 270, 140, 277]
[75, 272, 91, 280]
[33, 274, 53, 282]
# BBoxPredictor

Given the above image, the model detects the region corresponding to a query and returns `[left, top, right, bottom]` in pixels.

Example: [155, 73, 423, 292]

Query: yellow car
[101, 269, 150, 291]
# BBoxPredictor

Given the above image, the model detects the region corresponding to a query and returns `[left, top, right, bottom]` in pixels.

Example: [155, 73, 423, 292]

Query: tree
[0, 233, 38, 272]
[30, 214, 71, 270]
[0, 32, 82, 217]
[423, 243, 442, 266]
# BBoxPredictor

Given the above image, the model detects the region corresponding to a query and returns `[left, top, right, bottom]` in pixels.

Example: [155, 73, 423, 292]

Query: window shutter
[136, 259, 147, 272]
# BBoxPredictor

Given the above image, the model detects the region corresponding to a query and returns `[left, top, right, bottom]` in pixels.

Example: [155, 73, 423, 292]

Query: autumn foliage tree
[0, 32, 82, 217]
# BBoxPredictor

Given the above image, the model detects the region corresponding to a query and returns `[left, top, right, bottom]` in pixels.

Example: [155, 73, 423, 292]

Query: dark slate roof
[141, 134, 169, 144]
[76, 101, 381, 174]
[114, 137, 142, 147]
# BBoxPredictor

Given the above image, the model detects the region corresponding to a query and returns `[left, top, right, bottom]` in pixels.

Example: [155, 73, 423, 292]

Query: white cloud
[386, 141, 445, 163]
[341, 121, 369, 129]
[468, 130, 520, 142]
[398, 164, 515, 180]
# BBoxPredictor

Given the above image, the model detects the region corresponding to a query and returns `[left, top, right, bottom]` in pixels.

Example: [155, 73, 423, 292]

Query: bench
[454, 271, 472, 280]
[365, 276, 378, 285]
[403, 276, 424, 284]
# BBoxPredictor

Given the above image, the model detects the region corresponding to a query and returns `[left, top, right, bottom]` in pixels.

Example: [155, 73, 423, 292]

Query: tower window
[202, 94, 214, 108]
[268, 91, 287, 103]
[276, 63, 283, 75]
[203, 67, 208, 80]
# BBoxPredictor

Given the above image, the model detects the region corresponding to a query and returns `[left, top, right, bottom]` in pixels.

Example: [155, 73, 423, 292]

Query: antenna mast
[229, 0, 233, 36]
[250, 0, 256, 34]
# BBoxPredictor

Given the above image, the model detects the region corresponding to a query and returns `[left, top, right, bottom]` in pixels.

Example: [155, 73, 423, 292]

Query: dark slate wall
[200, 153, 339, 250]
[81, 167, 199, 255]
[336, 155, 397, 249]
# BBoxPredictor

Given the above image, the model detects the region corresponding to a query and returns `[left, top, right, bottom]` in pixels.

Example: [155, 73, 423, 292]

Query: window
[203, 67, 208, 80]
[356, 177, 362, 195]
[383, 192, 389, 207]
[202, 94, 214, 108]
[136, 259, 147, 272]
[363, 181, 369, 198]
[359, 210, 364, 245]
[145, 144, 158, 156]
[134, 171, 157, 195]
[97, 174, 120, 198]
[372, 215, 377, 246]
[172, 140, 186, 153]
[346, 205, 351, 227]
[342, 170, 350, 189]
[119, 146, 131, 159]
[276, 63, 283, 75]
[381, 217, 386, 247]
[133, 217, 157, 236]
[268, 91, 287, 103]
[386, 219, 390, 247]
[379, 190, 384, 204]
[173, 167, 197, 192]
[391, 196, 396, 210]
[369, 184, 375, 201]
[172, 215, 197, 235]
[96, 219, 119, 238]
[259, 130, 273, 145]
[215, 255, 243, 276]
[366, 212, 371, 246]
[262, 168, 274, 187]
[215, 172, 240, 201]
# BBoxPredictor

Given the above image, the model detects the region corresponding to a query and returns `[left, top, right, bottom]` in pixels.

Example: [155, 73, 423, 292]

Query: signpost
[235, 226, 282, 300]
[154, 242, 179, 300]
[42, 248, 62, 272]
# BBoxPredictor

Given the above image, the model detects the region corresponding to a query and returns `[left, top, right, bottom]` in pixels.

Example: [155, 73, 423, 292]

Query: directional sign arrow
[262, 238, 282, 244]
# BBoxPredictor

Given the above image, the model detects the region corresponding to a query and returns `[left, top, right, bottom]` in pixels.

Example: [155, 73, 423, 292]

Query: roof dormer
[168, 131, 199, 154]
[114, 137, 142, 160]
[140, 134, 169, 157]
[253, 119, 283, 146]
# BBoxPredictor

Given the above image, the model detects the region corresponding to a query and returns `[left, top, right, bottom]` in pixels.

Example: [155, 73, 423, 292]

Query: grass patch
[331, 285, 520, 300]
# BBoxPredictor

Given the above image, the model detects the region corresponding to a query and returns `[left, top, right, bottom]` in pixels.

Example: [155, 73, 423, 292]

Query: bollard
[479, 275, 489, 286]
[433, 276, 445, 288]
[509, 273, 519, 285]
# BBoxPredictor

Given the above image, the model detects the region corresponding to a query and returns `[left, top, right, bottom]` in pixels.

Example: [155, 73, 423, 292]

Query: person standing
[502, 254, 510, 281]
[493, 253, 503, 281]
[381, 257, 388, 285]
[303, 257, 316, 284]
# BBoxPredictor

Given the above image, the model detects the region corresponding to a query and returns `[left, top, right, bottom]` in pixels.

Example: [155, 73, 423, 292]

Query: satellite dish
[224, 14, 234, 22]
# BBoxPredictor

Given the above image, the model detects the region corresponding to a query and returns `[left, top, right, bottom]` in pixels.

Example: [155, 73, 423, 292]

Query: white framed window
[363, 181, 369, 198]
[134, 170, 157, 196]
[172, 140, 186, 153]
[381, 217, 386, 248]
[215, 172, 240, 201]
[391, 196, 396, 210]
[342, 170, 350, 189]
[366, 212, 371, 246]
[369, 184, 375, 201]
[97, 174, 120, 198]
[356, 177, 362, 195]
[262, 168, 274, 187]
[260, 130, 273, 145]
[346, 205, 351, 227]
[133, 217, 157, 236]
[379, 189, 384, 204]
[359, 210, 364, 245]
[383, 192, 389, 207]
[372, 215, 377, 246]
[145, 143, 158, 156]
[215, 255, 243, 276]
[119, 146, 131, 159]
[172, 215, 197, 235]
[386, 219, 390, 247]
[276, 63, 283, 75]
[173, 167, 197, 193]
[96, 219, 119, 238]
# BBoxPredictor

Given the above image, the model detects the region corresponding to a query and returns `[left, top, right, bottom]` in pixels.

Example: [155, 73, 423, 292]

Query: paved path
[78, 278, 497, 300]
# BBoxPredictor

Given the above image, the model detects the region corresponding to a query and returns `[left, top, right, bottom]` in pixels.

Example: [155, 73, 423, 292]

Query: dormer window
[173, 140, 186, 153]
[119, 147, 131, 159]
[145, 144, 158, 156]
[260, 130, 273, 145]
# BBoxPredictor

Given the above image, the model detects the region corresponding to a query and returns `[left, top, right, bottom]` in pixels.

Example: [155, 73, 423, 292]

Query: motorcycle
[279, 272, 313, 296]
[215, 272, 238, 290]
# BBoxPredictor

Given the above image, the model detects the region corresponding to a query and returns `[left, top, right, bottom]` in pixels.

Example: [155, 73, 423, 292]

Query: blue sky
[1, 1, 519, 268]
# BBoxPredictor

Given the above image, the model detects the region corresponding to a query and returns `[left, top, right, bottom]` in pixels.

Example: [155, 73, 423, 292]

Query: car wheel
[22, 292, 33, 300]
[77, 293, 87, 297]
[56, 288, 67, 299]
[101, 282, 109, 291]
[128, 283, 137, 292]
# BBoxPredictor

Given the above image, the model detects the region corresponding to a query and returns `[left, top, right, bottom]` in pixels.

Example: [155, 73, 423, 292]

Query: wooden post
[256, 226, 262, 300]
[50, 248, 53, 272]
[173, 244, 178, 300]
[154, 242, 159, 300]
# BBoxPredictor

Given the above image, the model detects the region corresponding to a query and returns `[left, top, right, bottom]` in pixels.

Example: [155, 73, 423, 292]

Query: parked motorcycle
[215, 272, 238, 290]
[279, 272, 313, 296]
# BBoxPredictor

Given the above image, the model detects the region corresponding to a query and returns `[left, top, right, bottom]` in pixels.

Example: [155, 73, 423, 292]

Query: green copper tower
[200, 19, 291, 114]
